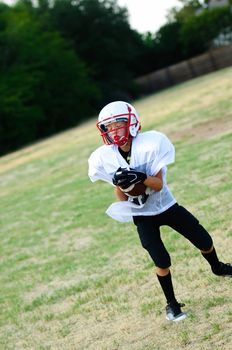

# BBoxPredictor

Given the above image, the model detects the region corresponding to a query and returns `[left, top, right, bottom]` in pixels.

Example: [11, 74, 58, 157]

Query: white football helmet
[97, 101, 140, 146]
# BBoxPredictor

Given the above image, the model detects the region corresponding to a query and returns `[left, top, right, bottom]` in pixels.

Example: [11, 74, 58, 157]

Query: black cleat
[212, 262, 232, 277]
[165, 301, 187, 322]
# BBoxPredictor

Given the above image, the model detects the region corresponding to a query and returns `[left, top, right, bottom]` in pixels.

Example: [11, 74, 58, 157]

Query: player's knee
[152, 252, 171, 270]
[156, 266, 170, 276]
[201, 245, 214, 254]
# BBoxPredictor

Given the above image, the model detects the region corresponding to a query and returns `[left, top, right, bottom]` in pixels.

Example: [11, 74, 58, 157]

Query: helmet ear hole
[100, 124, 108, 132]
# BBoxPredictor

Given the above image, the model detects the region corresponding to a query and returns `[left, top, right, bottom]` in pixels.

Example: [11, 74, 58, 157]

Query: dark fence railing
[135, 44, 232, 94]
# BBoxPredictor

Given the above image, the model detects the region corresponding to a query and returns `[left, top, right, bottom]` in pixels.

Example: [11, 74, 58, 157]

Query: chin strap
[113, 135, 128, 146]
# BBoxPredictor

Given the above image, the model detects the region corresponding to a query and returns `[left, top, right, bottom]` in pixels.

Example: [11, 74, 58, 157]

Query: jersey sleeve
[149, 132, 175, 176]
[88, 149, 113, 184]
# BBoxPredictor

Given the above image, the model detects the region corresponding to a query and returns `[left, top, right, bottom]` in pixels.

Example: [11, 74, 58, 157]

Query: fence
[135, 44, 232, 94]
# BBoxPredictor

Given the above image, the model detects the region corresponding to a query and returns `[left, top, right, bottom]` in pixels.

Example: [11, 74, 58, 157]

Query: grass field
[0, 67, 232, 350]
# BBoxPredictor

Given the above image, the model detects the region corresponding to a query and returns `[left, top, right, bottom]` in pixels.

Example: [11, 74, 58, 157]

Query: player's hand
[112, 167, 127, 187]
[112, 167, 147, 189]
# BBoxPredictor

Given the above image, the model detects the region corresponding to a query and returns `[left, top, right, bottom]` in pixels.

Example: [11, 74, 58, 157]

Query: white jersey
[88, 131, 176, 222]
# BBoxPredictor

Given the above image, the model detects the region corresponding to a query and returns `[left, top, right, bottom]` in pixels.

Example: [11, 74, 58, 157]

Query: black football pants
[133, 203, 213, 268]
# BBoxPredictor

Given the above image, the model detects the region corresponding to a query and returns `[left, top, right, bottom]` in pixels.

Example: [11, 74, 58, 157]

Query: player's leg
[133, 216, 187, 321]
[156, 267, 187, 322]
[133, 216, 171, 268]
[165, 204, 232, 277]
[201, 246, 232, 277]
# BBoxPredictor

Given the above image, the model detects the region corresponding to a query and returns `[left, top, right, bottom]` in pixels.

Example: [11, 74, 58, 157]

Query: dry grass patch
[169, 114, 232, 143]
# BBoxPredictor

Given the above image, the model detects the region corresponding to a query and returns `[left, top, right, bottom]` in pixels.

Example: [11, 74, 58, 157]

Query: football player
[88, 101, 232, 322]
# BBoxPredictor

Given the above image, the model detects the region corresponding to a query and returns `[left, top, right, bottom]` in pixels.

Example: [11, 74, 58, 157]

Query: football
[120, 182, 147, 197]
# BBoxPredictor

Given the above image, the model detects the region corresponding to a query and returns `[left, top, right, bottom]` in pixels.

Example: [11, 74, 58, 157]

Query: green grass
[0, 66, 232, 349]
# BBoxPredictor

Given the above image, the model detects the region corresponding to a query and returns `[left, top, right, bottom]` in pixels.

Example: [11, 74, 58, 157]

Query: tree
[180, 5, 232, 55]
[0, 2, 99, 155]
[153, 21, 184, 68]
[167, 0, 203, 23]
[49, 0, 146, 102]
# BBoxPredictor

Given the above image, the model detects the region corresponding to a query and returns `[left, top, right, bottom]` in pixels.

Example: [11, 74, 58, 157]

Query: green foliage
[0, 2, 99, 155]
[180, 6, 232, 55]
[169, 0, 203, 23]
[153, 21, 184, 68]
[141, 3, 232, 73]
[0, 0, 146, 155]
[49, 0, 146, 101]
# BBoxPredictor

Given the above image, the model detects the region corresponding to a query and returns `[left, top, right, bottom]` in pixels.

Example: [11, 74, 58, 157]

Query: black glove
[112, 167, 147, 189]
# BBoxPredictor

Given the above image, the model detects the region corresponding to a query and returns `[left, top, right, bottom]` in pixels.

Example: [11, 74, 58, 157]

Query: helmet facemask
[97, 116, 128, 146]
[97, 101, 140, 146]
[97, 112, 137, 146]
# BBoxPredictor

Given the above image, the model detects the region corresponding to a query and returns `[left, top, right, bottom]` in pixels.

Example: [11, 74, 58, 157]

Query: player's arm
[144, 169, 163, 192]
[114, 186, 128, 201]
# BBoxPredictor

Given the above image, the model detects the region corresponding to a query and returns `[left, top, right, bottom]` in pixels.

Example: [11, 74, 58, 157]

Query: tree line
[0, 0, 231, 155]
